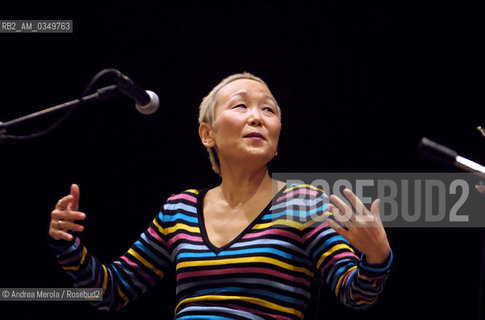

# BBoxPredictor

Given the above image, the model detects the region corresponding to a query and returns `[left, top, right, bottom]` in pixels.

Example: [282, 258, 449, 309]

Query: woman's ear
[199, 123, 216, 148]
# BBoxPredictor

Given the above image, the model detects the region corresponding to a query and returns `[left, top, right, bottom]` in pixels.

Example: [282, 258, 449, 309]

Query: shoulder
[166, 189, 200, 204]
[157, 189, 202, 223]
[275, 184, 328, 204]
[161, 189, 202, 213]
[271, 184, 330, 223]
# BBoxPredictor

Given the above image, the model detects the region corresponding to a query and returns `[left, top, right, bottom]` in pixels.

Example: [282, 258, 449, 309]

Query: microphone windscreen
[136, 90, 159, 115]
[417, 137, 457, 166]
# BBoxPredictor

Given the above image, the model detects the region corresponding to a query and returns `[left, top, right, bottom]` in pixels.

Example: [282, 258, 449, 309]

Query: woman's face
[206, 79, 282, 169]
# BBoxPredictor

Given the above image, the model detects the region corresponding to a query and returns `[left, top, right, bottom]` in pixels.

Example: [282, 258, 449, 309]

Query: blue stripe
[111, 264, 137, 298]
[164, 203, 197, 215]
[178, 306, 265, 320]
[164, 212, 198, 223]
[270, 196, 327, 210]
[178, 247, 306, 264]
[331, 263, 357, 292]
[113, 260, 148, 292]
[188, 287, 306, 308]
[312, 234, 348, 260]
[262, 204, 329, 221]
[141, 233, 171, 261]
[133, 240, 171, 271]
[178, 316, 234, 320]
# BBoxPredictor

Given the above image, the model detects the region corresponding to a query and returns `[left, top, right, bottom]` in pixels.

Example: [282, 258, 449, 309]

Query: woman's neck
[217, 164, 273, 208]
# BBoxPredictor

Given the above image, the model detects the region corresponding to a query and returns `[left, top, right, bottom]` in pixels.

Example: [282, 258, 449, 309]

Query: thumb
[70, 183, 80, 211]
[370, 198, 380, 217]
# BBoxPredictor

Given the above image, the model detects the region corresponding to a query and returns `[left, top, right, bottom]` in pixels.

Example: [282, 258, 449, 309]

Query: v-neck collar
[197, 184, 287, 254]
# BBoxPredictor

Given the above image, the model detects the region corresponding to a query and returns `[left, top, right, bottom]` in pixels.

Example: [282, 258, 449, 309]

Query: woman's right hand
[49, 183, 86, 241]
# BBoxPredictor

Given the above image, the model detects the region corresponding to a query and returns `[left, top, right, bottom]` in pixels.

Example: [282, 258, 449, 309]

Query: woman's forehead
[217, 79, 275, 102]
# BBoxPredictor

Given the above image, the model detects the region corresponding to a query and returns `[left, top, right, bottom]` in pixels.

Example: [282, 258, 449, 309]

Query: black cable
[1, 69, 119, 142]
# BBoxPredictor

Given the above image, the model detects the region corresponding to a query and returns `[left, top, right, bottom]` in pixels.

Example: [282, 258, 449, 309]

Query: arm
[325, 188, 392, 309]
[49, 184, 172, 311]
[305, 189, 392, 309]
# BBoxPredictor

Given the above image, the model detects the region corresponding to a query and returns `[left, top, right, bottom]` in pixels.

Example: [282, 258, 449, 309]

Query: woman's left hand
[327, 188, 390, 265]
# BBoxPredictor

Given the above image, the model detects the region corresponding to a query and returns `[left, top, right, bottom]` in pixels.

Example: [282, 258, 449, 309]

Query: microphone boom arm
[0, 85, 119, 144]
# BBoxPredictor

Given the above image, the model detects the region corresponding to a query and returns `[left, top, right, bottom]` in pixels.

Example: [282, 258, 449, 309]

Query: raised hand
[327, 188, 390, 265]
[49, 184, 86, 241]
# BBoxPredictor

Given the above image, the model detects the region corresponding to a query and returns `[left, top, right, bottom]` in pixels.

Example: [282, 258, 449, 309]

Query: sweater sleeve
[302, 189, 392, 310]
[49, 208, 173, 311]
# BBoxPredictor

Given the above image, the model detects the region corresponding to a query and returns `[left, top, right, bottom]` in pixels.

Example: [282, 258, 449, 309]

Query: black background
[0, 1, 484, 319]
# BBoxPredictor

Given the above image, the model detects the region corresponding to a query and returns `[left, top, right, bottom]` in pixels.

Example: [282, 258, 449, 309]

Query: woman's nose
[248, 109, 263, 127]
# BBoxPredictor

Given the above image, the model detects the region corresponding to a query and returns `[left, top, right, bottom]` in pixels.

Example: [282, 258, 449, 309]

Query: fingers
[329, 189, 381, 226]
[49, 209, 86, 241]
[370, 198, 380, 216]
[49, 184, 85, 241]
[70, 184, 80, 211]
[342, 188, 369, 216]
[50, 219, 85, 233]
[327, 217, 347, 236]
[51, 208, 86, 222]
[49, 227, 75, 241]
[329, 193, 356, 225]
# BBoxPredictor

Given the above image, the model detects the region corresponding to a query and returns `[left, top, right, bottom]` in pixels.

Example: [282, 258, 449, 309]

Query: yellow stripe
[316, 243, 354, 270]
[175, 295, 303, 318]
[254, 212, 330, 231]
[254, 219, 307, 230]
[170, 189, 199, 197]
[127, 248, 164, 278]
[350, 287, 376, 305]
[165, 223, 200, 235]
[62, 247, 88, 271]
[355, 298, 376, 305]
[101, 265, 108, 294]
[357, 272, 370, 281]
[335, 266, 357, 296]
[184, 189, 199, 195]
[284, 184, 325, 193]
[116, 284, 130, 307]
[177, 256, 313, 277]
[152, 219, 199, 236]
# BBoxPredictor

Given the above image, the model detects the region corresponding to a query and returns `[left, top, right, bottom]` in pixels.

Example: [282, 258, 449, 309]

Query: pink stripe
[277, 189, 319, 202]
[341, 267, 355, 286]
[167, 193, 197, 203]
[320, 252, 359, 276]
[120, 256, 156, 286]
[227, 303, 294, 320]
[177, 267, 311, 287]
[59, 251, 83, 265]
[147, 227, 169, 247]
[58, 237, 82, 264]
[358, 273, 386, 281]
[351, 292, 375, 302]
[168, 233, 203, 246]
[301, 220, 329, 242]
[242, 228, 300, 242]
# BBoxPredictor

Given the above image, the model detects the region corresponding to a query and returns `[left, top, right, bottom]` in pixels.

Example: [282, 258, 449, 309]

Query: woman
[49, 72, 392, 319]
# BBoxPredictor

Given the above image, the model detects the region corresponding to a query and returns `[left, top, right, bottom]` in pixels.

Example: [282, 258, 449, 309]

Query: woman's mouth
[244, 132, 265, 140]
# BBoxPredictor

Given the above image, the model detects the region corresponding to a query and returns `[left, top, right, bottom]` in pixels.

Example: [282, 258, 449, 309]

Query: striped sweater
[50, 184, 392, 319]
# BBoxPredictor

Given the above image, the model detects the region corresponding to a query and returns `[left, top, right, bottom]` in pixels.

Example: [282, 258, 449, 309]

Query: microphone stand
[418, 137, 485, 320]
[0, 85, 119, 144]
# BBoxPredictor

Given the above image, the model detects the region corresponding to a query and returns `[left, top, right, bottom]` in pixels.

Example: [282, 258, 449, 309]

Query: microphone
[418, 137, 485, 180]
[108, 69, 159, 115]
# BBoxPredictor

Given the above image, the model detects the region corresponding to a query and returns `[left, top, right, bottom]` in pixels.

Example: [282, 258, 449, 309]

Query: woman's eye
[263, 107, 275, 113]
[233, 104, 247, 109]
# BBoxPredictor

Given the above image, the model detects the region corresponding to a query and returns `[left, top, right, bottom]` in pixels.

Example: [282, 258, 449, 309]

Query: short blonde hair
[198, 72, 281, 175]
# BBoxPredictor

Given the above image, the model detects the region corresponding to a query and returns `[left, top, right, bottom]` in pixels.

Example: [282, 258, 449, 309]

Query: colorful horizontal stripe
[51, 184, 392, 318]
